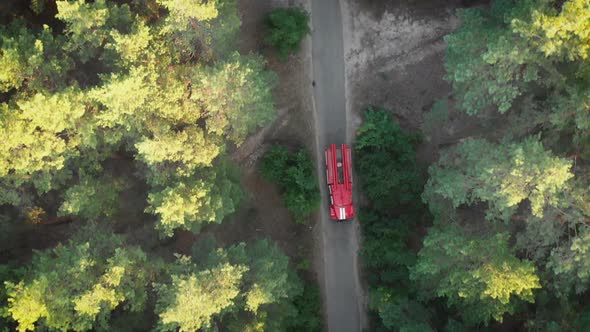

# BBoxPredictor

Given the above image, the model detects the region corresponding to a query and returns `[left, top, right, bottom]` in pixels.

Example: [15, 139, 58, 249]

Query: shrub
[287, 283, 323, 332]
[261, 145, 320, 223]
[421, 98, 449, 135]
[264, 7, 310, 60]
[355, 107, 423, 212]
[355, 106, 434, 330]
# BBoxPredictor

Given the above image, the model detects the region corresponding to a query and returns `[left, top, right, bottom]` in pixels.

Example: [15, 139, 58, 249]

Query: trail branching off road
[310, 0, 363, 331]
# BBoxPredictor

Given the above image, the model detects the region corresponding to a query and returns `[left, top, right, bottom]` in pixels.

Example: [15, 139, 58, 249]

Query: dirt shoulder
[340, 0, 499, 165]
[194, 0, 321, 280]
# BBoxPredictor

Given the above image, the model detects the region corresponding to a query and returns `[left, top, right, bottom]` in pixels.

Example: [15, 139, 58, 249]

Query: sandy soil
[340, 0, 497, 166]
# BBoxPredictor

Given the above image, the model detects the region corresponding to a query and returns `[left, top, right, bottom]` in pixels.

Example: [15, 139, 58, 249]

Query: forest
[0, 0, 319, 331]
[359, 0, 590, 331]
[3, 0, 590, 331]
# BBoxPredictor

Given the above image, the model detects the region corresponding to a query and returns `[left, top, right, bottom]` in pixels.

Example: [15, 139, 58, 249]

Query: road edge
[308, 0, 366, 330]
[339, 0, 367, 330]
[299, 0, 331, 330]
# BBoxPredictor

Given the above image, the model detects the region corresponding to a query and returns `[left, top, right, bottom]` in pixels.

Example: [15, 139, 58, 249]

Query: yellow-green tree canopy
[0, 0, 303, 330]
[5, 225, 151, 332]
[423, 137, 573, 221]
[411, 224, 541, 326]
[145, 160, 242, 237]
[157, 0, 240, 60]
[56, 0, 135, 63]
[190, 52, 277, 145]
[154, 256, 246, 332]
[155, 239, 303, 331]
[0, 0, 275, 237]
[0, 21, 72, 92]
[0, 89, 91, 207]
[445, 0, 590, 133]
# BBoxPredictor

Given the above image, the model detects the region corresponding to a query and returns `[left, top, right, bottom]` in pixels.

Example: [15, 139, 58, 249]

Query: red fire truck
[325, 144, 354, 221]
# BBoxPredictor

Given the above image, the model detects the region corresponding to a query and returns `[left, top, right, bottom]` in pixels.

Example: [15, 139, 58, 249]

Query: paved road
[310, 0, 362, 331]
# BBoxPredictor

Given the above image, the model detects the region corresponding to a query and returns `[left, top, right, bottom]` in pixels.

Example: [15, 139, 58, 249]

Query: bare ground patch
[342, 0, 506, 164]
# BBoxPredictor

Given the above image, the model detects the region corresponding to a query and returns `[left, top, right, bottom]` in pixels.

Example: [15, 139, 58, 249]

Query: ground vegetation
[264, 7, 310, 60]
[0, 0, 319, 330]
[261, 145, 320, 224]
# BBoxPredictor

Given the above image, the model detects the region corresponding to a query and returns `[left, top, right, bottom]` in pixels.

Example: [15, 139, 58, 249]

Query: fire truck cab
[325, 144, 354, 221]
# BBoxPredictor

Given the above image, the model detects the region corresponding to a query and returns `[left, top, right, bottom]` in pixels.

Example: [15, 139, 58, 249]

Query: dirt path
[310, 0, 365, 331]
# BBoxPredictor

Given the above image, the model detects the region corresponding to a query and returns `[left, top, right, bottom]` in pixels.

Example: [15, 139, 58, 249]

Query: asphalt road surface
[311, 0, 363, 331]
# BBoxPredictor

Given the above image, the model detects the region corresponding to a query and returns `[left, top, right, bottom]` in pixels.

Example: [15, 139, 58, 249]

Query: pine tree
[5, 225, 151, 332]
[423, 137, 573, 221]
[411, 224, 541, 326]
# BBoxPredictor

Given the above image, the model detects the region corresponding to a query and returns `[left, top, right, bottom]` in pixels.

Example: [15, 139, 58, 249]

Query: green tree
[240, 240, 302, 313]
[260, 144, 291, 182]
[208, 0, 241, 55]
[0, 263, 23, 332]
[30, 0, 48, 14]
[361, 212, 428, 331]
[512, 0, 590, 63]
[157, 0, 218, 27]
[156, 0, 219, 61]
[105, 19, 153, 69]
[154, 256, 246, 332]
[359, 211, 416, 283]
[189, 236, 314, 330]
[445, 0, 543, 114]
[0, 89, 90, 207]
[0, 107, 68, 203]
[156, 238, 304, 331]
[0, 21, 71, 93]
[190, 53, 276, 145]
[264, 7, 310, 60]
[58, 173, 124, 220]
[423, 137, 573, 221]
[0, 0, 276, 239]
[146, 161, 243, 237]
[89, 67, 154, 133]
[355, 107, 422, 211]
[445, 0, 590, 135]
[547, 227, 590, 296]
[411, 224, 541, 326]
[523, 290, 590, 332]
[260, 145, 320, 223]
[370, 288, 432, 332]
[5, 224, 150, 332]
[135, 127, 222, 176]
[157, 0, 240, 61]
[354, 106, 431, 330]
[195, 239, 303, 314]
[515, 178, 590, 262]
[56, 0, 135, 63]
[515, 210, 566, 263]
[285, 283, 322, 332]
